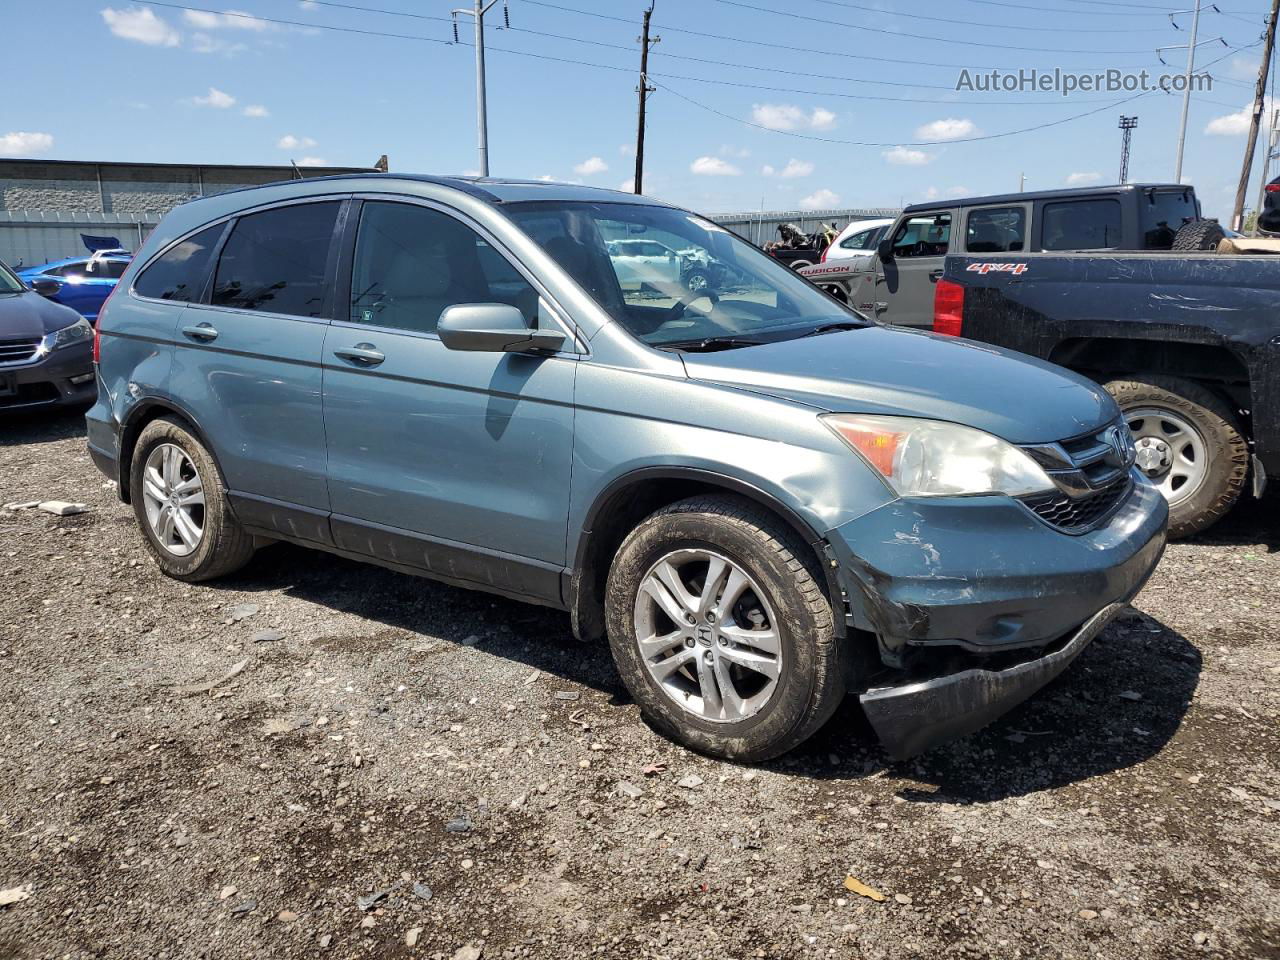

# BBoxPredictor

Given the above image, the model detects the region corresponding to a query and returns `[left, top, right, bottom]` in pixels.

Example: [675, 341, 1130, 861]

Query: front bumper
[826, 476, 1168, 758]
[0, 341, 95, 412]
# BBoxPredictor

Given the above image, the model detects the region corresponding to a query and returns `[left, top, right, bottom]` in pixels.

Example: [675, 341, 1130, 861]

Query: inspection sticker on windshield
[966, 262, 1029, 275]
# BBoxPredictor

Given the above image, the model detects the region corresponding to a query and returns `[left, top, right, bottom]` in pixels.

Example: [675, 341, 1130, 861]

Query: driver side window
[890, 213, 951, 258]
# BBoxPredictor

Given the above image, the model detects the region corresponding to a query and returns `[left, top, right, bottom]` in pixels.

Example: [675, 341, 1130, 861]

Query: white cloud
[277, 134, 317, 149]
[1065, 171, 1102, 186]
[780, 158, 814, 178]
[1205, 101, 1264, 136]
[619, 143, 635, 157]
[242, 104, 269, 118]
[296, 156, 326, 166]
[183, 8, 270, 30]
[923, 186, 940, 201]
[761, 164, 776, 176]
[573, 156, 608, 176]
[536, 174, 555, 182]
[751, 104, 837, 132]
[618, 177, 635, 192]
[690, 156, 742, 176]
[0, 131, 54, 157]
[799, 188, 841, 210]
[462, 168, 482, 177]
[193, 87, 236, 108]
[915, 117, 978, 141]
[882, 146, 931, 166]
[101, 7, 181, 46]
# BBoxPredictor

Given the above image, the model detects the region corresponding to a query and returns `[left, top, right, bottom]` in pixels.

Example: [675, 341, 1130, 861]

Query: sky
[3, 0, 1277, 219]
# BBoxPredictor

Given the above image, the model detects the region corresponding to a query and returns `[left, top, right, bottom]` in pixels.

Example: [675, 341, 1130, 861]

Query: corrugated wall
[0, 211, 157, 268]
[712, 207, 901, 246]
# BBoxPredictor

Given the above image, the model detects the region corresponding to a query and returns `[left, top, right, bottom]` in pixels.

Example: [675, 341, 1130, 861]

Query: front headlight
[821, 413, 1056, 497]
[38, 317, 93, 355]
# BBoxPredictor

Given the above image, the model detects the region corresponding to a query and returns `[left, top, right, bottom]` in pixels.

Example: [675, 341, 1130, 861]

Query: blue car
[18, 248, 132, 323]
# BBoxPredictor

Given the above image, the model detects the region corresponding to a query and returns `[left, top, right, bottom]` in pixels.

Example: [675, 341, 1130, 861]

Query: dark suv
[87, 175, 1167, 760]
[0, 258, 96, 412]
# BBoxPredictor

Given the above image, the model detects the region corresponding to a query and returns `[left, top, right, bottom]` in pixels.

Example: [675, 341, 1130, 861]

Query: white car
[820, 218, 894, 265]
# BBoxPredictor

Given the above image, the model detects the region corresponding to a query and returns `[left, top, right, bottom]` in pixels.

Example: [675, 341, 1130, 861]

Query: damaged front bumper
[826, 475, 1168, 758]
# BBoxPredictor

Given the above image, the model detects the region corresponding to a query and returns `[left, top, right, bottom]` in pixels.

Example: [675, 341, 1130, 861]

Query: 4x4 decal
[966, 262, 1029, 275]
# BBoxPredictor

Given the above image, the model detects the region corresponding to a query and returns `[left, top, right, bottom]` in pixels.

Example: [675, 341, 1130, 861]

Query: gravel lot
[1, 409, 1277, 960]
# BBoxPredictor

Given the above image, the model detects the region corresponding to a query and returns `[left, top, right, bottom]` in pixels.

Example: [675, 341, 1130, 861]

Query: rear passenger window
[134, 224, 225, 302]
[966, 207, 1025, 252]
[211, 202, 340, 317]
[349, 201, 540, 335]
[1041, 199, 1121, 251]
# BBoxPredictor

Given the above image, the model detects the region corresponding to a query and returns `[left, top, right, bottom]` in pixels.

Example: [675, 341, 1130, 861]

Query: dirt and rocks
[0, 410, 1277, 960]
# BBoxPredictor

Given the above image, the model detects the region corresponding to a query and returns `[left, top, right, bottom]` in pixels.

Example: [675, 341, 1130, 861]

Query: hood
[681, 325, 1117, 444]
[0, 289, 84, 339]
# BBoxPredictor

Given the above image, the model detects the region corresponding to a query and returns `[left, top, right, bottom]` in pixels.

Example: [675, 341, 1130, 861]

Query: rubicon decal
[966, 262, 1029, 275]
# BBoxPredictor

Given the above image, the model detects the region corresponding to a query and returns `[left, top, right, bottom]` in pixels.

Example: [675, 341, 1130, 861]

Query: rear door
[320, 197, 578, 603]
[877, 210, 954, 328]
[167, 197, 346, 543]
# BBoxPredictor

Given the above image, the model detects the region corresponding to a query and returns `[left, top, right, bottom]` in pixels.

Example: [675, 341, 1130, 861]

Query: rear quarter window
[1041, 199, 1122, 251]
[133, 224, 225, 302]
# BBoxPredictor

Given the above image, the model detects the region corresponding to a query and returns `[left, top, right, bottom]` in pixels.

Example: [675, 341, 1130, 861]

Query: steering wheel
[662, 287, 719, 325]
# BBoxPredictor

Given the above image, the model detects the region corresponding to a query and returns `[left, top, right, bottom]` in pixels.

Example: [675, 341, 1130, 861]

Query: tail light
[1267, 182, 1280, 193]
[933, 277, 964, 336]
[93, 278, 125, 363]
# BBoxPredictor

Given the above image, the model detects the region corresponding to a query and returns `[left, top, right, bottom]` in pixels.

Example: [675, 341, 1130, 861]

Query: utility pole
[1159, 2, 1226, 183]
[1018, 172, 1026, 192]
[1119, 116, 1138, 184]
[452, 0, 506, 177]
[633, 2, 658, 195]
[1252, 107, 1280, 233]
[1232, 0, 1280, 230]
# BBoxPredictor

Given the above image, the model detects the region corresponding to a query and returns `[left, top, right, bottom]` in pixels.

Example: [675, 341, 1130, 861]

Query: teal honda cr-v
[86, 175, 1167, 761]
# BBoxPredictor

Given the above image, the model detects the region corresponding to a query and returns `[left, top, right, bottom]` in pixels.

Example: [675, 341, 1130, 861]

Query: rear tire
[1171, 219, 1226, 251]
[130, 416, 256, 581]
[1105, 377, 1248, 538]
[605, 495, 847, 762]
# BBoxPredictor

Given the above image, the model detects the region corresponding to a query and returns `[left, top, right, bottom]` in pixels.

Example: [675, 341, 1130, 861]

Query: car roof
[902, 182, 1189, 215]
[212, 173, 672, 208]
[23, 254, 131, 272]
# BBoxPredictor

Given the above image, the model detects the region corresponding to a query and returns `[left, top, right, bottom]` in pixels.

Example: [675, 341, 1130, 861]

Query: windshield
[504, 201, 861, 348]
[0, 261, 23, 294]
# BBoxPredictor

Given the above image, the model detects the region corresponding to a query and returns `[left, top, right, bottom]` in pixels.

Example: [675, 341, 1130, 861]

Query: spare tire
[1172, 219, 1226, 251]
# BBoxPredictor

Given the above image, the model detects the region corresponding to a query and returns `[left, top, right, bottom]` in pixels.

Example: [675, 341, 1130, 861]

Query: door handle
[181, 323, 218, 341]
[928, 270, 943, 283]
[334, 343, 385, 366]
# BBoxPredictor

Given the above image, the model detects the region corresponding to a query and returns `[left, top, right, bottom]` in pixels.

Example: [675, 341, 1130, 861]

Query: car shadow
[214, 543, 1198, 802]
[0, 407, 88, 447]
[1182, 487, 1280, 552]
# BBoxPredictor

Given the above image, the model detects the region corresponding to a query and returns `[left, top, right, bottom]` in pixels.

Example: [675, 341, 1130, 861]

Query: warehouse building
[0, 157, 380, 267]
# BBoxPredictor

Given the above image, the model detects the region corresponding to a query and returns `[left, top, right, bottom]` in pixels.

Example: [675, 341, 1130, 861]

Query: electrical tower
[1118, 116, 1138, 184]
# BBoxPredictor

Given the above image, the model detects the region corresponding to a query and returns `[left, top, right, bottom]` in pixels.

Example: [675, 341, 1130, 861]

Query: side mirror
[31, 278, 61, 298]
[438, 303, 566, 354]
[876, 238, 895, 263]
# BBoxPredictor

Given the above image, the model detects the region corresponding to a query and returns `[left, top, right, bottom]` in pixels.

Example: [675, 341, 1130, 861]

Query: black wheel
[1105, 377, 1248, 538]
[130, 416, 256, 581]
[605, 495, 848, 762]
[1171, 219, 1226, 251]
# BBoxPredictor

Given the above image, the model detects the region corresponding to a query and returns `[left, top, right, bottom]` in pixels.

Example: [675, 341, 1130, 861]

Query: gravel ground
[1, 409, 1277, 960]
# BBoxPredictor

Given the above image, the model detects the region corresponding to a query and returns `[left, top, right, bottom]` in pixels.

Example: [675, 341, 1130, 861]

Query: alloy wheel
[141, 443, 206, 557]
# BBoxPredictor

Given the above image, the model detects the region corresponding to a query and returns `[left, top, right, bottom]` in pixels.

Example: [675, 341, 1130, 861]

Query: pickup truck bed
[941, 252, 1279, 536]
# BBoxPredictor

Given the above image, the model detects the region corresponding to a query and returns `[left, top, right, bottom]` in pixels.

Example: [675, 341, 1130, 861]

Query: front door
[878, 211, 953, 328]
[321, 199, 577, 604]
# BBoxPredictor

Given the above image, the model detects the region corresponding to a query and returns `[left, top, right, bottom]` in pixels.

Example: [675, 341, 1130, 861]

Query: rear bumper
[827, 476, 1168, 757]
[0, 342, 95, 412]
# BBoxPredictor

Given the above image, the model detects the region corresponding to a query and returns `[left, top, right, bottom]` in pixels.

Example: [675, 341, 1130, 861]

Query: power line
[520, 0, 1172, 70]
[951, 0, 1186, 17]
[704, 0, 1162, 54]
[786, 0, 1170, 32]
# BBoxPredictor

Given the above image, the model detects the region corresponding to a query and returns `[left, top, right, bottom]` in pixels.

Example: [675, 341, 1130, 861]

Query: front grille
[1019, 417, 1137, 533]
[0, 338, 40, 365]
[0, 382, 60, 408]
[1022, 476, 1132, 533]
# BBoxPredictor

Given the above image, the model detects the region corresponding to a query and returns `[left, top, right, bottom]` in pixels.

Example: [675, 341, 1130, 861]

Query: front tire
[605, 495, 847, 762]
[1105, 377, 1248, 538]
[130, 416, 256, 581]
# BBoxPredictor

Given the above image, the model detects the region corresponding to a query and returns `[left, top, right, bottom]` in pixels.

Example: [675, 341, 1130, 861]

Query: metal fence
[713, 207, 901, 246]
[0, 211, 158, 268]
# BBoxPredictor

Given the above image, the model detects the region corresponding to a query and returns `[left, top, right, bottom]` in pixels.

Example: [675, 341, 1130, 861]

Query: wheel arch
[566, 466, 846, 643]
[117, 397, 219, 504]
